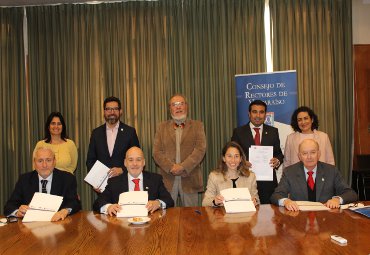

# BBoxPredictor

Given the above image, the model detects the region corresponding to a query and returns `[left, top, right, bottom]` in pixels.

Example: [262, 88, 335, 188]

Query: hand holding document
[23, 193, 63, 222]
[249, 146, 273, 181]
[296, 201, 330, 211]
[117, 191, 148, 217]
[84, 160, 110, 192]
[221, 188, 256, 213]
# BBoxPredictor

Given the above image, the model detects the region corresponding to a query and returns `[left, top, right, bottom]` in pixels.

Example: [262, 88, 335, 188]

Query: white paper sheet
[117, 205, 148, 218]
[23, 193, 63, 222]
[28, 192, 63, 212]
[84, 160, 110, 191]
[116, 191, 148, 217]
[220, 188, 256, 213]
[296, 201, 330, 211]
[249, 146, 274, 181]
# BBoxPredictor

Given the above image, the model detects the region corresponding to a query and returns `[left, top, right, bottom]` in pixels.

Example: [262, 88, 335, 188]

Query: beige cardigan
[283, 130, 335, 169]
[202, 171, 260, 206]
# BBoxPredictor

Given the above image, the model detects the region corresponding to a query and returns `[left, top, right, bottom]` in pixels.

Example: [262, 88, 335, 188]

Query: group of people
[3, 95, 357, 221]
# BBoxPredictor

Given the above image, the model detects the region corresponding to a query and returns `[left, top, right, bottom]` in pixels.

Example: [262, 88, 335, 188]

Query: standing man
[231, 100, 283, 204]
[4, 147, 81, 221]
[270, 139, 357, 211]
[86, 96, 140, 184]
[153, 94, 206, 207]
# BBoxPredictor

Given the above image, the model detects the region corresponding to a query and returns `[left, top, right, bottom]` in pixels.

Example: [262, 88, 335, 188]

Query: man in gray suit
[271, 139, 357, 211]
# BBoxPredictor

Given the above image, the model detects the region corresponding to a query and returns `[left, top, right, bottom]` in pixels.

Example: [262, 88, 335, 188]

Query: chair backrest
[357, 154, 370, 172]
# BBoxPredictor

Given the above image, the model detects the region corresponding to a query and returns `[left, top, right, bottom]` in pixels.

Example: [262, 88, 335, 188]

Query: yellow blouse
[33, 139, 78, 174]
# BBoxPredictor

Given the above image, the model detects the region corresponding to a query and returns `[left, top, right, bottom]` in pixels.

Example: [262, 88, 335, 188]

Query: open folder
[221, 188, 256, 213]
[84, 160, 110, 192]
[117, 191, 148, 217]
[23, 192, 63, 222]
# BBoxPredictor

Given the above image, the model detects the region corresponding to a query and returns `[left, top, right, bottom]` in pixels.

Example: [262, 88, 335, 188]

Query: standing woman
[33, 112, 78, 174]
[284, 106, 335, 168]
[202, 141, 259, 207]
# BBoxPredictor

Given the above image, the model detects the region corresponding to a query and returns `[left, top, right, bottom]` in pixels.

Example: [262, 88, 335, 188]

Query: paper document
[221, 188, 256, 213]
[23, 193, 63, 222]
[296, 201, 330, 211]
[117, 191, 148, 217]
[349, 205, 370, 218]
[84, 160, 110, 191]
[249, 146, 273, 181]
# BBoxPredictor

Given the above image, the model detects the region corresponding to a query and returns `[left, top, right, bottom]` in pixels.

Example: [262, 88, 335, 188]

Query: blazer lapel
[180, 119, 191, 145]
[142, 171, 151, 193]
[315, 163, 325, 201]
[261, 124, 270, 145]
[50, 170, 61, 195]
[168, 121, 177, 144]
[245, 123, 255, 146]
[296, 165, 309, 200]
[99, 124, 110, 158]
[111, 122, 124, 158]
[31, 171, 40, 194]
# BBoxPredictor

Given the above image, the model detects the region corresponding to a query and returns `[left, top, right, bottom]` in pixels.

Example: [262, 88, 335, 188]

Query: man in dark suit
[93, 147, 174, 216]
[86, 96, 140, 189]
[4, 147, 81, 221]
[231, 100, 284, 204]
[271, 139, 357, 211]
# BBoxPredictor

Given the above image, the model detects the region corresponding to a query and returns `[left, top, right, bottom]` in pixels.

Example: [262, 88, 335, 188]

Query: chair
[356, 154, 370, 200]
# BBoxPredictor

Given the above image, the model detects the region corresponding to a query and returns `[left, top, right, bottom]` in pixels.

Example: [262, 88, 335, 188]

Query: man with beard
[86, 96, 140, 191]
[231, 100, 284, 204]
[153, 94, 206, 206]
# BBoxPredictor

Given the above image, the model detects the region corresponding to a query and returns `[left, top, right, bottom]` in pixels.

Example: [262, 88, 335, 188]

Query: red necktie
[307, 171, 314, 190]
[253, 128, 261, 145]
[132, 179, 140, 191]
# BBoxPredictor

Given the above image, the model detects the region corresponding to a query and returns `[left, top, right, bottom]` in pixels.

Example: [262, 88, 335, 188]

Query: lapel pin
[145, 187, 149, 190]
[322, 178, 324, 182]
[121, 128, 123, 131]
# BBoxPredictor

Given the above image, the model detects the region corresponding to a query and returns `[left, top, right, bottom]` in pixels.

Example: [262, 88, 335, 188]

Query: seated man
[271, 139, 357, 211]
[93, 146, 174, 216]
[4, 147, 81, 221]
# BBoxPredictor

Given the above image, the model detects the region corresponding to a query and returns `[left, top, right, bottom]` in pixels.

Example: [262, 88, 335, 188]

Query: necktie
[173, 122, 185, 129]
[41, 180, 48, 193]
[132, 178, 140, 191]
[307, 171, 314, 190]
[253, 128, 261, 145]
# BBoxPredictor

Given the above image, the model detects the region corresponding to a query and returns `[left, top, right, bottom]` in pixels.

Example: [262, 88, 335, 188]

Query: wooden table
[1, 205, 369, 254]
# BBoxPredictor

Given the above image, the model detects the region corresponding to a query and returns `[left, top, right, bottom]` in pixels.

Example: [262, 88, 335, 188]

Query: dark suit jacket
[231, 123, 284, 204]
[3, 169, 81, 216]
[86, 121, 140, 170]
[93, 171, 175, 212]
[270, 161, 357, 205]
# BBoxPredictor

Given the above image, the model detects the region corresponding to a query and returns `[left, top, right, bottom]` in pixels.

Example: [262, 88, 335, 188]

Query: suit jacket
[283, 130, 335, 168]
[202, 171, 260, 206]
[93, 171, 174, 211]
[152, 119, 206, 193]
[4, 169, 81, 216]
[231, 123, 284, 163]
[86, 121, 140, 170]
[231, 123, 284, 204]
[270, 161, 357, 205]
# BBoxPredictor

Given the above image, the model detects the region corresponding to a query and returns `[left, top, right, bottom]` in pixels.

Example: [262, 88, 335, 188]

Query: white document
[296, 201, 330, 211]
[84, 160, 110, 192]
[221, 188, 256, 213]
[116, 191, 148, 217]
[249, 146, 273, 181]
[23, 193, 63, 222]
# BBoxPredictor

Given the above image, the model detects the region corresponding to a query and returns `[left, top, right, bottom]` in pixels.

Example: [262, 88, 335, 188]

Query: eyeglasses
[104, 107, 120, 112]
[171, 101, 185, 107]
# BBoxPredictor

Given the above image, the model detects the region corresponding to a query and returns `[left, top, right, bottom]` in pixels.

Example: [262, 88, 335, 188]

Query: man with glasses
[270, 139, 357, 211]
[4, 147, 81, 221]
[86, 96, 140, 191]
[153, 94, 206, 206]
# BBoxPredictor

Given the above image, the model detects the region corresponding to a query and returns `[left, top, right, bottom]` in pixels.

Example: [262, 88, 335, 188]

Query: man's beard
[172, 114, 187, 124]
[105, 115, 119, 125]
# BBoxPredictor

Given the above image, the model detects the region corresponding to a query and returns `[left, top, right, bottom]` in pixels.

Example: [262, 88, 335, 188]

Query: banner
[235, 71, 298, 178]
